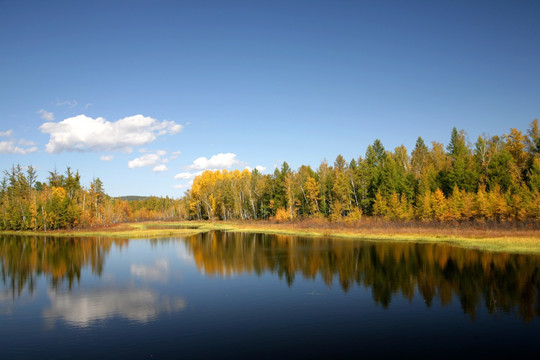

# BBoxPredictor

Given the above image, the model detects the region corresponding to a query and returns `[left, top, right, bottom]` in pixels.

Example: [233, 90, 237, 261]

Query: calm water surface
[1, 231, 540, 359]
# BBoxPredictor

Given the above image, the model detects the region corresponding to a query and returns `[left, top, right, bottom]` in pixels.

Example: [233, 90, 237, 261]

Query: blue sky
[1, 0, 539, 197]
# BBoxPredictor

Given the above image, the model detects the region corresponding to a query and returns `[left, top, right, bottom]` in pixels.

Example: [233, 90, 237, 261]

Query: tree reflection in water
[2, 232, 540, 321]
[0, 236, 127, 296]
[186, 232, 540, 321]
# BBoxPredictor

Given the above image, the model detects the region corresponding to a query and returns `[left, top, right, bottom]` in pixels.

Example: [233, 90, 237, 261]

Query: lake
[1, 231, 540, 359]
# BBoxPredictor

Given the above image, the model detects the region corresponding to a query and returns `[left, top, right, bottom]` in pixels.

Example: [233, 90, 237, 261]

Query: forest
[0, 166, 186, 231]
[187, 120, 540, 222]
[1, 120, 540, 231]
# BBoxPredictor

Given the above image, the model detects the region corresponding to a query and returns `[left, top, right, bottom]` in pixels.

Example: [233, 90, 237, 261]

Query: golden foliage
[273, 208, 292, 222]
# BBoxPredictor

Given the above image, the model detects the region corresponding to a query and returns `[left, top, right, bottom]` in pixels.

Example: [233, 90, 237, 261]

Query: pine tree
[475, 184, 489, 220]
[416, 190, 433, 221]
[432, 188, 447, 221]
[372, 190, 387, 217]
[529, 158, 540, 192]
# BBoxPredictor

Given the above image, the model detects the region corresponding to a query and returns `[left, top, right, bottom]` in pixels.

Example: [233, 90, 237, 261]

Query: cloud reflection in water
[130, 259, 170, 282]
[44, 288, 186, 327]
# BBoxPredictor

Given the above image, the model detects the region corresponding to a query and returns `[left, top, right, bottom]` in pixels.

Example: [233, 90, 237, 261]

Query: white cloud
[170, 151, 181, 160]
[174, 171, 202, 180]
[56, 99, 78, 108]
[128, 150, 172, 171]
[187, 152, 239, 170]
[129, 152, 164, 168]
[100, 155, 114, 161]
[0, 130, 37, 154]
[153, 164, 168, 172]
[40, 114, 183, 153]
[176, 153, 251, 189]
[158, 121, 183, 135]
[0, 141, 38, 154]
[18, 139, 36, 146]
[173, 171, 199, 190]
[174, 184, 191, 189]
[245, 165, 267, 172]
[37, 109, 54, 121]
[0, 129, 13, 137]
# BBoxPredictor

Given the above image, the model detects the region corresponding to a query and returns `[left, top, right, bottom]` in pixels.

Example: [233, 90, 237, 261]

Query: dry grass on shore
[3, 218, 540, 253]
[0, 222, 205, 239]
[202, 218, 540, 254]
[224, 218, 540, 239]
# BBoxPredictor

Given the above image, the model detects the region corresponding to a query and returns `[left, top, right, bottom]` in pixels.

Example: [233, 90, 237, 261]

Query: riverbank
[2, 219, 540, 254]
[213, 220, 540, 254]
[0, 222, 207, 239]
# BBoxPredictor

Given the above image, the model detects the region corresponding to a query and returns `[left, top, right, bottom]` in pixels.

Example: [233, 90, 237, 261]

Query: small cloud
[164, 122, 183, 135]
[245, 165, 267, 172]
[170, 151, 181, 160]
[100, 155, 114, 161]
[37, 109, 54, 121]
[128, 150, 174, 172]
[153, 164, 168, 172]
[18, 139, 37, 146]
[128, 151, 166, 169]
[174, 171, 202, 180]
[0, 131, 37, 154]
[0, 141, 37, 154]
[40, 114, 183, 153]
[187, 153, 240, 170]
[84, 103, 93, 109]
[174, 184, 190, 189]
[0, 130, 13, 137]
[56, 99, 78, 108]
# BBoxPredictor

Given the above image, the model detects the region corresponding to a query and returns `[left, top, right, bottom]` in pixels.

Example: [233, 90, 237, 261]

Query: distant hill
[116, 196, 150, 201]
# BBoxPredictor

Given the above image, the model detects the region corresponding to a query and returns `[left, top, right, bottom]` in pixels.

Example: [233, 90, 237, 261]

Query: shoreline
[1, 220, 540, 254]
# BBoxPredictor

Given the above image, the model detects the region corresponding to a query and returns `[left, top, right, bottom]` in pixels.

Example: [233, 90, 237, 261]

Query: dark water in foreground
[1, 231, 540, 359]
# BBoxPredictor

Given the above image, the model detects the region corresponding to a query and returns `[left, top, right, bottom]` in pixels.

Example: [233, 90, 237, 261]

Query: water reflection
[131, 259, 170, 282]
[44, 288, 186, 327]
[0, 236, 123, 296]
[185, 232, 540, 321]
[2, 232, 540, 321]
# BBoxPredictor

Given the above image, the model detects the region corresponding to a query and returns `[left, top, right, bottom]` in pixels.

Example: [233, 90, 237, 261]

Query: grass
[178, 219, 540, 255]
[0, 222, 207, 239]
[2, 219, 540, 254]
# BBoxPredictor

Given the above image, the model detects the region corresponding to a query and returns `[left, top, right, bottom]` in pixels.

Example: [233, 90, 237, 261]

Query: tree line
[0, 166, 186, 231]
[187, 120, 540, 222]
[1, 120, 539, 230]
